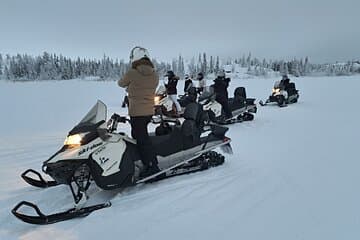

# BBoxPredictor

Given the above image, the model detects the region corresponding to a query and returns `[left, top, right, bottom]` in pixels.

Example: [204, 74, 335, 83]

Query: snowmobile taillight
[223, 137, 231, 143]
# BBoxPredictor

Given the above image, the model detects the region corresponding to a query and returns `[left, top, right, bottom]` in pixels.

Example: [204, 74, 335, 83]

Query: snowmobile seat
[198, 86, 215, 102]
[178, 88, 197, 108]
[229, 87, 247, 111]
[199, 125, 229, 144]
[229, 98, 246, 111]
[286, 82, 298, 96]
[234, 87, 247, 99]
[150, 126, 183, 156]
[181, 103, 203, 149]
[246, 98, 256, 105]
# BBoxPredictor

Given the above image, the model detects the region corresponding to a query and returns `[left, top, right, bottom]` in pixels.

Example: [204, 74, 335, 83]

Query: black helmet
[217, 70, 225, 78]
[197, 72, 204, 79]
[165, 70, 175, 77]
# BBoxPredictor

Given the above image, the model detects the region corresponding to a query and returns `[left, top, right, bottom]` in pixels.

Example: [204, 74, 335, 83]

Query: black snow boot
[139, 164, 161, 179]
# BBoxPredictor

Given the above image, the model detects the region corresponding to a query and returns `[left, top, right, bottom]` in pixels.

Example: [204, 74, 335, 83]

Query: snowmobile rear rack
[12, 201, 111, 225]
[21, 169, 58, 188]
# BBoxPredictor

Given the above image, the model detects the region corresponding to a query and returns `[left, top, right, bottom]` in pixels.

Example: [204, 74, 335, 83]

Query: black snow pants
[216, 97, 232, 119]
[130, 116, 158, 167]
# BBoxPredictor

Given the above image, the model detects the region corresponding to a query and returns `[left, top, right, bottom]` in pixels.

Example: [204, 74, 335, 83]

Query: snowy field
[1, 75, 360, 240]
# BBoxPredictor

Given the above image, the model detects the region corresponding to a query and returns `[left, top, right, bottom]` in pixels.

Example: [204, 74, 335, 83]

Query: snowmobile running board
[21, 169, 58, 188]
[12, 201, 111, 225]
[137, 138, 232, 183]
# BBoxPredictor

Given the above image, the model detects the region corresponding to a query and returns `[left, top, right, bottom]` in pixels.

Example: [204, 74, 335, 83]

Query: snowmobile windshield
[78, 100, 107, 126]
[68, 100, 107, 136]
[274, 81, 281, 89]
[199, 87, 215, 102]
[156, 85, 166, 95]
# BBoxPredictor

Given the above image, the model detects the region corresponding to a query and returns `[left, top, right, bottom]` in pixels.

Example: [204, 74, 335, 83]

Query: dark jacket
[213, 77, 231, 100]
[166, 76, 179, 95]
[184, 79, 193, 93]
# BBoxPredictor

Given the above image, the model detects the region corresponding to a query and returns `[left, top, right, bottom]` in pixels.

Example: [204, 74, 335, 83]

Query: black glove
[111, 113, 127, 123]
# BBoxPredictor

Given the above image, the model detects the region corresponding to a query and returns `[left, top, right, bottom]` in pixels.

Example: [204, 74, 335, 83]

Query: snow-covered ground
[1, 75, 359, 240]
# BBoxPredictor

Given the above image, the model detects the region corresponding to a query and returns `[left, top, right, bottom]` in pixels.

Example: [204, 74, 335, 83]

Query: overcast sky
[0, 0, 359, 63]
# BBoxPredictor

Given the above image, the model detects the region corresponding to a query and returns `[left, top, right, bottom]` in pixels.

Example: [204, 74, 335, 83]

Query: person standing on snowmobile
[165, 70, 182, 115]
[213, 70, 232, 119]
[184, 74, 194, 94]
[118, 46, 160, 178]
[280, 74, 290, 90]
[196, 72, 206, 93]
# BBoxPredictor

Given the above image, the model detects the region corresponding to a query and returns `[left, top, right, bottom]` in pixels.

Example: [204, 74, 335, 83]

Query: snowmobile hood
[135, 65, 155, 76]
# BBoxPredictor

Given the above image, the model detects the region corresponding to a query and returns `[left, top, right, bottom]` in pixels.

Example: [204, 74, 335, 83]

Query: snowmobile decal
[78, 142, 103, 156]
[92, 141, 127, 176]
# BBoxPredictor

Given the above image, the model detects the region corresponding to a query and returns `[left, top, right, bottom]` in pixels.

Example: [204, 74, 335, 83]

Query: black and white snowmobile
[154, 85, 177, 117]
[259, 79, 299, 107]
[200, 87, 257, 125]
[13, 100, 232, 225]
[153, 85, 196, 118]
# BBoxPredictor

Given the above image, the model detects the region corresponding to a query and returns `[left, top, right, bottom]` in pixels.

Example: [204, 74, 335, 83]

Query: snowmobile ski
[21, 169, 59, 188]
[12, 201, 111, 225]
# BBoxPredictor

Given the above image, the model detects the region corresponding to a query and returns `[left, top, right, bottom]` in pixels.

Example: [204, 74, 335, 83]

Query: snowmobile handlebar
[110, 113, 128, 123]
[108, 113, 130, 132]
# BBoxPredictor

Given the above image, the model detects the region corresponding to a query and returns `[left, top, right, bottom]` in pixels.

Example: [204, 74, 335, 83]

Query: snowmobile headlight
[154, 96, 161, 105]
[272, 88, 280, 94]
[64, 134, 83, 146]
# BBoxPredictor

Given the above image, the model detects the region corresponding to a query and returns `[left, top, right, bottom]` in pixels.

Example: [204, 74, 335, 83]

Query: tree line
[0, 52, 359, 81]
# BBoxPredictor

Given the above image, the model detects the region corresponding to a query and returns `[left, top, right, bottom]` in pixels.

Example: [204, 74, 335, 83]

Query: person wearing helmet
[184, 74, 194, 94]
[196, 72, 206, 93]
[118, 46, 160, 178]
[164, 70, 182, 115]
[213, 70, 232, 119]
[280, 74, 290, 90]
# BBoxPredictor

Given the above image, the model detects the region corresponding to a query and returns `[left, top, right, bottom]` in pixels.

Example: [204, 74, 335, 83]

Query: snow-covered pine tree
[188, 57, 196, 76]
[246, 52, 251, 67]
[284, 62, 289, 75]
[0, 53, 3, 78]
[177, 55, 185, 78]
[215, 56, 220, 73]
[171, 59, 177, 76]
[202, 53, 207, 75]
[209, 56, 214, 73]
[4, 66, 11, 80]
[304, 57, 309, 75]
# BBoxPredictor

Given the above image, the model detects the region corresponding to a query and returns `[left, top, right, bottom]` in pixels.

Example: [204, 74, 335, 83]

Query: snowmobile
[199, 87, 257, 125]
[154, 85, 181, 118]
[153, 85, 199, 118]
[259, 80, 299, 107]
[154, 86, 257, 125]
[13, 100, 232, 225]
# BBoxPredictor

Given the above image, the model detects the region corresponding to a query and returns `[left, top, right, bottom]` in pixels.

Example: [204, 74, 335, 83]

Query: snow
[1, 75, 360, 240]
